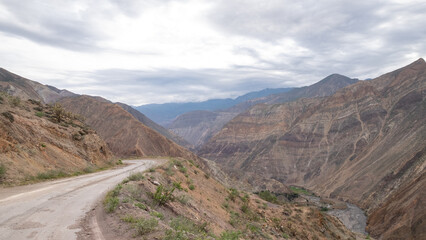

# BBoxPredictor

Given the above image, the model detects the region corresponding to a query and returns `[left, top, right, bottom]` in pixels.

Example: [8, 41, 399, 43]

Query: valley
[0, 59, 424, 239]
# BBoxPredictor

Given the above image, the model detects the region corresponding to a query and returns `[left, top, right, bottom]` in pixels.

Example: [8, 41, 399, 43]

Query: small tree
[53, 103, 66, 123]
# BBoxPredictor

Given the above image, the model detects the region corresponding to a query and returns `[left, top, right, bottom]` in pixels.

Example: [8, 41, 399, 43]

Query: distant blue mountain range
[135, 88, 293, 125]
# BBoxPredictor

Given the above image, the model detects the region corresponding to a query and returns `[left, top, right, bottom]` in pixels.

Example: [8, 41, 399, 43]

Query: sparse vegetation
[35, 111, 44, 117]
[0, 164, 6, 181]
[188, 184, 195, 190]
[135, 202, 147, 210]
[134, 217, 158, 235]
[289, 186, 312, 196]
[52, 103, 66, 123]
[128, 172, 145, 181]
[219, 230, 241, 240]
[258, 190, 278, 203]
[1, 111, 14, 123]
[152, 184, 175, 205]
[104, 184, 122, 213]
[228, 188, 239, 202]
[165, 217, 210, 240]
[320, 207, 329, 212]
[150, 210, 164, 220]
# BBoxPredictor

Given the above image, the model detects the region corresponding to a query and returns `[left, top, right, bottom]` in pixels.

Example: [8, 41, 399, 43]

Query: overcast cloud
[0, 0, 425, 105]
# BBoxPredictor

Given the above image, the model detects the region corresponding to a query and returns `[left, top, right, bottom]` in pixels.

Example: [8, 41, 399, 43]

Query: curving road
[0, 159, 162, 240]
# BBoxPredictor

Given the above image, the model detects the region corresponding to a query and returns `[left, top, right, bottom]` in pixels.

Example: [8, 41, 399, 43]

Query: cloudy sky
[0, 0, 425, 105]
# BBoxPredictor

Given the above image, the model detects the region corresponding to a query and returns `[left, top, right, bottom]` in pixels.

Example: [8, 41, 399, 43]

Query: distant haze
[0, 0, 424, 105]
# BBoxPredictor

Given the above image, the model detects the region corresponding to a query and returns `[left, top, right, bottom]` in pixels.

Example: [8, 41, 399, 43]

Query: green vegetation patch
[165, 216, 210, 240]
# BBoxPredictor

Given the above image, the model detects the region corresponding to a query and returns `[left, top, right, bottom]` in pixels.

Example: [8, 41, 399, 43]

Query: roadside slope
[0, 93, 112, 184]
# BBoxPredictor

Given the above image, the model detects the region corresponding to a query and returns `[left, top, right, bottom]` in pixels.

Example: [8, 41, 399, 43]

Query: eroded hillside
[59, 95, 197, 159]
[0, 93, 112, 184]
[91, 157, 358, 240]
[199, 59, 426, 239]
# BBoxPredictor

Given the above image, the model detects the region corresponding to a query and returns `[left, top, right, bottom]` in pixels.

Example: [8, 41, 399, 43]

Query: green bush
[258, 190, 278, 203]
[121, 214, 137, 223]
[1, 112, 14, 123]
[134, 217, 158, 235]
[188, 184, 195, 191]
[104, 184, 122, 213]
[150, 210, 164, 220]
[173, 181, 183, 190]
[165, 216, 209, 240]
[0, 164, 6, 181]
[320, 207, 329, 212]
[152, 185, 175, 205]
[135, 202, 147, 210]
[228, 188, 239, 202]
[220, 230, 241, 240]
[128, 172, 145, 181]
[35, 111, 44, 117]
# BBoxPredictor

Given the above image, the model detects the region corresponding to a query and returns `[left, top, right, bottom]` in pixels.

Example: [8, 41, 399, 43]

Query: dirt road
[0, 159, 162, 240]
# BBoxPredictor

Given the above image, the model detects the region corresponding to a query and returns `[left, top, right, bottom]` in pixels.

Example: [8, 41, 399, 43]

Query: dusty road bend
[0, 159, 163, 240]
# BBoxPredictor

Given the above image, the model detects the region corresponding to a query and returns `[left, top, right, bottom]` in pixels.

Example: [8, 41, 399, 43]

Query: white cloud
[0, 0, 424, 105]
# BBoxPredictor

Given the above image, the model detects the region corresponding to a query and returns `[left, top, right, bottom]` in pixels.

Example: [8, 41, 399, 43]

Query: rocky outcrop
[200, 59, 426, 238]
[59, 95, 197, 159]
[0, 94, 112, 184]
[169, 74, 357, 149]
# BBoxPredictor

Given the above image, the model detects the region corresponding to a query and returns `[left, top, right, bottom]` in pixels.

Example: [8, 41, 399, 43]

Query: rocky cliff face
[199, 59, 426, 239]
[168, 110, 239, 149]
[59, 95, 197, 159]
[0, 93, 112, 184]
[169, 74, 357, 149]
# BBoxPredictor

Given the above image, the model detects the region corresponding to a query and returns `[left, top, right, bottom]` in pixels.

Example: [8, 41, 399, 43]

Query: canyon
[199, 58, 426, 239]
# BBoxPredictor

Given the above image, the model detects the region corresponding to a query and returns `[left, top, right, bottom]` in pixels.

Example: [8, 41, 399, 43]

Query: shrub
[188, 184, 195, 191]
[165, 216, 209, 240]
[204, 173, 210, 179]
[150, 210, 164, 220]
[258, 190, 278, 203]
[0, 164, 6, 181]
[320, 207, 329, 212]
[128, 172, 145, 181]
[148, 168, 155, 172]
[11, 96, 20, 107]
[176, 194, 189, 205]
[35, 111, 44, 117]
[121, 214, 137, 223]
[173, 181, 183, 190]
[117, 159, 123, 165]
[135, 202, 147, 210]
[152, 185, 175, 205]
[179, 165, 187, 174]
[134, 217, 158, 235]
[104, 184, 122, 213]
[228, 188, 239, 202]
[52, 103, 65, 123]
[1, 112, 14, 123]
[220, 230, 241, 240]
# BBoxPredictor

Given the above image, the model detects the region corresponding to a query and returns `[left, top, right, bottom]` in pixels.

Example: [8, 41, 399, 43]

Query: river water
[304, 195, 367, 235]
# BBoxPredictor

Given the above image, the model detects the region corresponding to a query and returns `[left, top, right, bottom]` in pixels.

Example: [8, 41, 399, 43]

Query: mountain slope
[199, 58, 426, 239]
[168, 74, 357, 148]
[136, 88, 292, 125]
[0, 68, 75, 104]
[0, 93, 112, 184]
[59, 95, 197, 159]
[116, 102, 191, 148]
